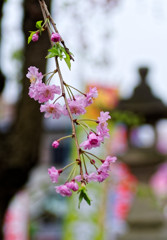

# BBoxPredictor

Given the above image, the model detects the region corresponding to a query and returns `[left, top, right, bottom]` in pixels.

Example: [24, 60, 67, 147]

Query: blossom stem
[65, 85, 73, 100]
[79, 123, 89, 135]
[84, 151, 103, 161]
[47, 18, 54, 33]
[43, 71, 55, 77]
[56, 134, 73, 142]
[78, 159, 84, 181]
[66, 85, 75, 100]
[72, 165, 77, 180]
[77, 118, 98, 123]
[66, 164, 78, 182]
[79, 121, 91, 131]
[83, 153, 98, 170]
[46, 72, 55, 84]
[82, 154, 88, 174]
[62, 161, 77, 171]
[53, 94, 63, 104]
[66, 84, 86, 96]
[79, 122, 97, 135]
[42, 17, 49, 29]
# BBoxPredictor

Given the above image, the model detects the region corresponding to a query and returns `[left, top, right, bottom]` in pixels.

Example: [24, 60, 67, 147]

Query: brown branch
[38, 0, 82, 176]
[39, 0, 74, 61]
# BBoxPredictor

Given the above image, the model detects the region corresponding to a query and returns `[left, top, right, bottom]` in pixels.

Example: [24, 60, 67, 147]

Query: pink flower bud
[51, 32, 61, 43]
[90, 159, 95, 165]
[52, 140, 59, 148]
[32, 32, 39, 42]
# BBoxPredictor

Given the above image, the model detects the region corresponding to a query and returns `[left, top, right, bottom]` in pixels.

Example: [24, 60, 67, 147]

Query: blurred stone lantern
[117, 67, 167, 240]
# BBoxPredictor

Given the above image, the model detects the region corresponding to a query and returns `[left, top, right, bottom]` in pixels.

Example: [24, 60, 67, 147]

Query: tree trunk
[0, 0, 6, 93]
[0, 0, 51, 238]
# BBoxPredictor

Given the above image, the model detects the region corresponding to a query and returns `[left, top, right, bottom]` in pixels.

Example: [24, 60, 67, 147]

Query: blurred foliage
[29, 221, 39, 239]
[137, 183, 155, 199]
[12, 48, 24, 61]
[110, 110, 145, 127]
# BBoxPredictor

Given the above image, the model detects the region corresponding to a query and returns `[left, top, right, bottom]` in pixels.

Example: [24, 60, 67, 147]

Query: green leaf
[46, 46, 59, 58]
[36, 20, 43, 29]
[83, 191, 91, 206]
[28, 31, 36, 44]
[78, 191, 84, 208]
[61, 47, 72, 70]
[78, 187, 91, 208]
[46, 44, 65, 59]
[45, 52, 56, 59]
[64, 52, 71, 70]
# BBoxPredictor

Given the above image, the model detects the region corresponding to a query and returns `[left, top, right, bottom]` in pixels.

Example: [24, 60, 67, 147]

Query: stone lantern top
[117, 67, 167, 124]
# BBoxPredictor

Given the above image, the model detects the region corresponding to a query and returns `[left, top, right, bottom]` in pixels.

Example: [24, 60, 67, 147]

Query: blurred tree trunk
[0, 0, 51, 238]
[0, 0, 6, 93]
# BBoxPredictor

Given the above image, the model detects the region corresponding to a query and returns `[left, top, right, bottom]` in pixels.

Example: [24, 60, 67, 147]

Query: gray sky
[2, 0, 167, 104]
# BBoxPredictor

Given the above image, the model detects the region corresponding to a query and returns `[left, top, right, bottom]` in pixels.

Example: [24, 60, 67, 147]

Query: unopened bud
[90, 159, 95, 165]
[51, 32, 61, 43]
[32, 32, 39, 42]
[52, 140, 59, 148]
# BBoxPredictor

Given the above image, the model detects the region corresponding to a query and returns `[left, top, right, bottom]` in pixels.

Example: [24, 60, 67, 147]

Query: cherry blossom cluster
[26, 66, 99, 120]
[27, 0, 117, 206]
[26, 65, 117, 200]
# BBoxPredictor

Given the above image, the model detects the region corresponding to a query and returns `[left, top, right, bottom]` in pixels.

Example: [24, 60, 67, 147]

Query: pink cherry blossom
[106, 156, 117, 163]
[79, 139, 90, 150]
[29, 82, 43, 100]
[96, 111, 111, 139]
[98, 161, 110, 172]
[32, 32, 39, 42]
[66, 181, 79, 191]
[89, 132, 101, 146]
[40, 102, 62, 119]
[85, 87, 98, 106]
[80, 111, 111, 150]
[98, 156, 117, 172]
[98, 111, 111, 123]
[37, 84, 61, 103]
[55, 184, 72, 197]
[80, 132, 102, 150]
[48, 166, 60, 183]
[87, 172, 99, 182]
[75, 175, 82, 182]
[26, 66, 43, 84]
[96, 122, 110, 139]
[51, 32, 61, 42]
[29, 83, 61, 103]
[86, 171, 110, 183]
[75, 174, 89, 182]
[52, 140, 59, 148]
[96, 171, 109, 182]
[63, 96, 86, 116]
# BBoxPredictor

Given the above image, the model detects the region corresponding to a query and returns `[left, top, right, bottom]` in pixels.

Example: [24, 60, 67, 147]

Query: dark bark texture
[0, 0, 6, 93]
[0, 0, 50, 238]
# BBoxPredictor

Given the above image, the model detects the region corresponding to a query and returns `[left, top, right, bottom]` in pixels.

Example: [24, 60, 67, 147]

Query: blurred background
[1, 0, 167, 239]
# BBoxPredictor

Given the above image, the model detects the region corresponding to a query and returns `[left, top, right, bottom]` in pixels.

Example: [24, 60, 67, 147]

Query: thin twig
[82, 154, 88, 174]
[39, 0, 74, 61]
[39, 0, 82, 179]
[84, 151, 103, 161]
